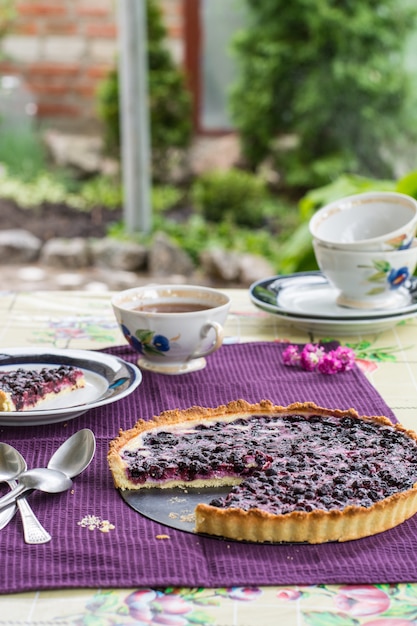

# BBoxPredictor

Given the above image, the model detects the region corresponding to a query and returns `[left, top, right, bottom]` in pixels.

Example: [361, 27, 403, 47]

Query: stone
[148, 232, 195, 277]
[238, 254, 276, 286]
[188, 134, 242, 176]
[90, 238, 147, 271]
[199, 248, 241, 282]
[43, 130, 119, 176]
[40, 237, 91, 269]
[0, 229, 42, 263]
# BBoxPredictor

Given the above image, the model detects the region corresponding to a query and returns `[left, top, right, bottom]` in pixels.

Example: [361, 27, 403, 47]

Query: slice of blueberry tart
[108, 399, 417, 543]
[0, 365, 86, 411]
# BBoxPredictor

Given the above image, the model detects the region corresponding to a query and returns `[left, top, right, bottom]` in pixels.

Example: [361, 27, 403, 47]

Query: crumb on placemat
[78, 514, 115, 533]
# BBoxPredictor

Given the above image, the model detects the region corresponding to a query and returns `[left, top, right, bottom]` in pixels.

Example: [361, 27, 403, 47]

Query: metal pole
[117, 0, 152, 233]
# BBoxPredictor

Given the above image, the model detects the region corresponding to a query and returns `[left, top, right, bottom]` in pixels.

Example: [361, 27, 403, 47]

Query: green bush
[0, 0, 15, 45]
[191, 168, 270, 227]
[97, 0, 192, 180]
[0, 128, 48, 181]
[96, 68, 119, 154]
[229, 0, 417, 189]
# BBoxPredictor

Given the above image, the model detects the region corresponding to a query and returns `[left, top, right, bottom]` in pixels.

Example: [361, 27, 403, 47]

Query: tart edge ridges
[195, 486, 417, 543]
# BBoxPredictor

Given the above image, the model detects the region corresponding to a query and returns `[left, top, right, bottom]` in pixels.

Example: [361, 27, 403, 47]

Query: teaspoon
[47, 428, 96, 478]
[0, 429, 96, 543]
[0, 467, 72, 512]
[0, 443, 51, 542]
[0, 443, 25, 530]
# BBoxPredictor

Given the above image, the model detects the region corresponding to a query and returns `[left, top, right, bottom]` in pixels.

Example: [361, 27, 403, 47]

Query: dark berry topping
[0, 365, 83, 410]
[121, 411, 417, 516]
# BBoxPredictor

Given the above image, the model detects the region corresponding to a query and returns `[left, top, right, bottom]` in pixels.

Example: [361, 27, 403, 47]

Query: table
[1, 288, 417, 625]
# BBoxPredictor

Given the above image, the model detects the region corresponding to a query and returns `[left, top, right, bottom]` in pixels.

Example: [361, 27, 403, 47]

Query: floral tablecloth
[1, 289, 417, 625]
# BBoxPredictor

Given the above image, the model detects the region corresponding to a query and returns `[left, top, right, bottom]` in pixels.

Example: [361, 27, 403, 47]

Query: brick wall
[0, 0, 185, 133]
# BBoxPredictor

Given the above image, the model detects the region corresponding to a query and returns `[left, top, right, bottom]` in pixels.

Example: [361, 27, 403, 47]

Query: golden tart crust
[108, 399, 417, 544]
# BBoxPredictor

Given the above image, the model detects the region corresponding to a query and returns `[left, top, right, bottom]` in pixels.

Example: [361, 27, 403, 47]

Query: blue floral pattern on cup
[386, 234, 414, 250]
[121, 325, 176, 356]
[359, 260, 410, 296]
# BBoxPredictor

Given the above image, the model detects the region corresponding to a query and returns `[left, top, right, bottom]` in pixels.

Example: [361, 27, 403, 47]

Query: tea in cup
[112, 284, 230, 374]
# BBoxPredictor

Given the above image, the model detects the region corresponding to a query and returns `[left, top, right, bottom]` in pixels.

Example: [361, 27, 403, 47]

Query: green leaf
[135, 329, 155, 344]
[298, 174, 390, 218]
[345, 340, 372, 351]
[187, 609, 217, 623]
[401, 582, 417, 600]
[367, 272, 387, 283]
[192, 597, 221, 607]
[396, 170, 417, 198]
[366, 286, 386, 295]
[380, 603, 417, 618]
[303, 611, 359, 626]
[144, 344, 166, 356]
[85, 591, 121, 614]
[372, 260, 391, 272]
[373, 351, 398, 362]
[275, 221, 315, 274]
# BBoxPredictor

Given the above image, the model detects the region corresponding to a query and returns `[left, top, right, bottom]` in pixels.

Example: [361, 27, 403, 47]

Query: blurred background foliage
[0, 0, 15, 46]
[230, 0, 417, 189]
[1, 0, 417, 279]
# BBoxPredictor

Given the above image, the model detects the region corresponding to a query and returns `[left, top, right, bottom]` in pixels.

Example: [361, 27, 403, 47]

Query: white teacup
[309, 191, 417, 251]
[112, 284, 230, 374]
[313, 239, 417, 309]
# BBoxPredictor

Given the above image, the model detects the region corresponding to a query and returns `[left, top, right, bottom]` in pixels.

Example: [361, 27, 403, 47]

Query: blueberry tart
[108, 399, 417, 543]
[0, 365, 86, 411]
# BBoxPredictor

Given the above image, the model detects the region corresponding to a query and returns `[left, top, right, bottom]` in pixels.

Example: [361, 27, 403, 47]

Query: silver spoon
[0, 429, 96, 543]
[0, 443, 25, 530]
[0, 443, 51, 542]
[0, 468, 72, 512]
[47, 428, 96, 478]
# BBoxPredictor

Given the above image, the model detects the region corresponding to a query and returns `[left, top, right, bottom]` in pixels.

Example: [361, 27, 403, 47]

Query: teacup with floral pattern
[112, 285, 230, 374]
[313, 238, 417, 309]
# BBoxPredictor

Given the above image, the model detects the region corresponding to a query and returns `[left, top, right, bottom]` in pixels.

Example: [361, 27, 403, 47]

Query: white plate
[0, 348, 142, 426]
[249, 272, 417, 336]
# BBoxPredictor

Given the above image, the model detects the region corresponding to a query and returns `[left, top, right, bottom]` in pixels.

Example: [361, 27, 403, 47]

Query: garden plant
[230, 0, 417, 189]
[1, 0, 417, 282]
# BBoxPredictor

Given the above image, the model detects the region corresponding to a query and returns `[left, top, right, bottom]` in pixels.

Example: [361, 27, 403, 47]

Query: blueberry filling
[121, 413, 417, 515]
[0, 366, 83, 410]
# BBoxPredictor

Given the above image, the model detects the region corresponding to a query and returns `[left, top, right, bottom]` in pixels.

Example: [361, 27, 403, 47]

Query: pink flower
[282, 343, 356, 376]
[282, 345, 301, 367]
[334, 585, 390, 617]
[299, 344, 325, 371]
[333, 346, 355, 371]
[226, 587, 262, 601]
[276, 588, 301, 601]
[317, 352, 343, 374]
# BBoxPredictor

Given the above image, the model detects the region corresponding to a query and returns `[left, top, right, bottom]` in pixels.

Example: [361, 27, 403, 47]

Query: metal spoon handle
[0, 504, 17, 530]
[0, 483, 27, 510]
[8, 479, 51, 544]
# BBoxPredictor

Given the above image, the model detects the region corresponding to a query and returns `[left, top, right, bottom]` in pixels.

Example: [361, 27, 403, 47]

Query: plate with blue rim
[249, 272, 417, 335]
[0, 347, 142, 426]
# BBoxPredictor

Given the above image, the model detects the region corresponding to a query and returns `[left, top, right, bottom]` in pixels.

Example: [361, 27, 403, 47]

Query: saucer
[249, 272, 417, 336]
[137, 356, 207, 375]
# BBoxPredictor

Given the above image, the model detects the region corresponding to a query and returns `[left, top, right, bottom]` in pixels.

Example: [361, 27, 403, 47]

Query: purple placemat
[1, 341, 415, 594]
